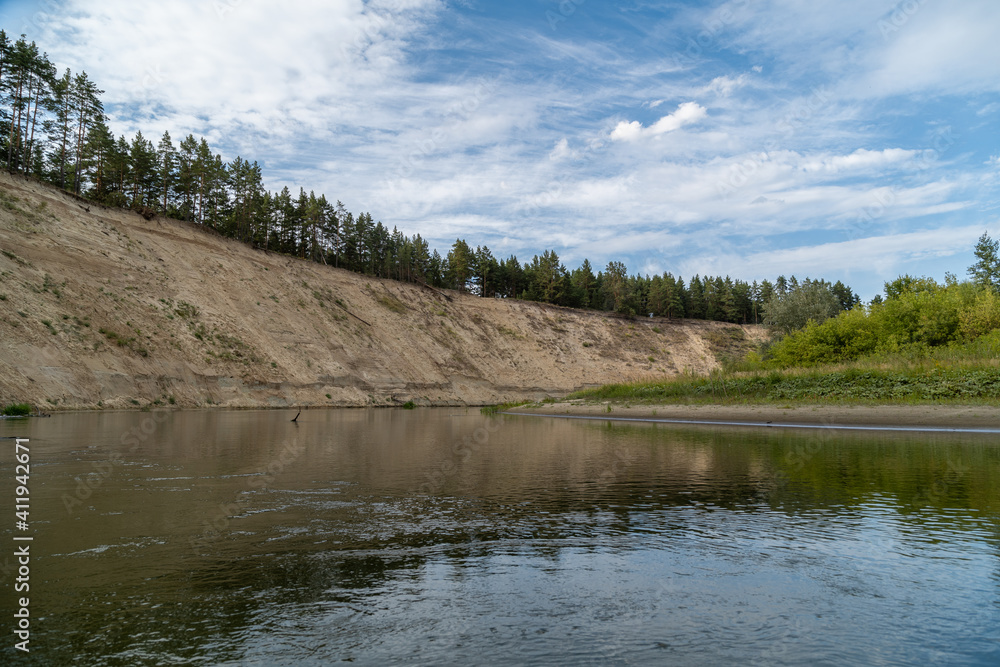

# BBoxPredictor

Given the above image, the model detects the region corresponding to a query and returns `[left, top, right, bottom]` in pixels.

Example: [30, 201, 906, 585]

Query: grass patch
[376, 294, 408, 314]
[174, 301, 199, 319]
[574, 364, 1000, 405]
[214, 331, 256, 362]
[402, 400, 416, 409]
[1, 248, 30, 266]
[575, 328, 1000, 406]
[704, 327, 755, 369]
[3, 403, 32, 416]
[99, 326, 148, 357]
[480, 400, 531, 415]
[497, 324, 524, 339]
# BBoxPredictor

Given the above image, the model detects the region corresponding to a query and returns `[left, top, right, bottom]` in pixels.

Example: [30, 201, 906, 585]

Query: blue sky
[3, 0, 1000, 299]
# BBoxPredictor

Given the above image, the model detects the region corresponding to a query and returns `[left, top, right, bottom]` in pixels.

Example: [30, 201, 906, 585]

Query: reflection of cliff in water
[12, 409, 1000, 665]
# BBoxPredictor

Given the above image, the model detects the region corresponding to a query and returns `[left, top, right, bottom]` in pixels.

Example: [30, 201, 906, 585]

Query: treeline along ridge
[0, 31, 860, 323]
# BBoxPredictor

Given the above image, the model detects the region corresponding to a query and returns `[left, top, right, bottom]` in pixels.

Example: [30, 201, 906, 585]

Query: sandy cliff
[0, 172, 762, 410]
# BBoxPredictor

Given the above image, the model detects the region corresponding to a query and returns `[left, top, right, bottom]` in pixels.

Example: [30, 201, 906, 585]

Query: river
[1, 408, 998, 665]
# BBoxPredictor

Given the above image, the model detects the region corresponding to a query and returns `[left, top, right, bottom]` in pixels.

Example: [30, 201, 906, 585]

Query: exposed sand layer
[0, 172, 761, 410]
[511, 401, 1000, 430]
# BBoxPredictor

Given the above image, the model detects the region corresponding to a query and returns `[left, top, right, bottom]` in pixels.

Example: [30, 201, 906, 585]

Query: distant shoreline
[506, 402, 1000, 431]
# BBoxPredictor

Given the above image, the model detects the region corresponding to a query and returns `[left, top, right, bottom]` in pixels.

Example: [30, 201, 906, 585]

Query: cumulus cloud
[15, 0, 999, 299]
[610, 102, 707, 142]
[36, 0, 444, 141]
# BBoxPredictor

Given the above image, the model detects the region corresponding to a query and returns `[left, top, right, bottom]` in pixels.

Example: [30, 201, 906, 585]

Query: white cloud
[703, 74, 749, 97]
[864, 0, 1000, 96]
[39, 0, 443, 141]
[676, 225, 995, 290]
[978, 103, 1000, 117]
[549, 138, 572, 161]
[17, 0, 1000, 302]
[610, 102, 707, 142]
[799, 148, 919, 174]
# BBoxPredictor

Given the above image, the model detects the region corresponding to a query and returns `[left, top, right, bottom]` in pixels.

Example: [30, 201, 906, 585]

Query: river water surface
[1, 408, 999, 665]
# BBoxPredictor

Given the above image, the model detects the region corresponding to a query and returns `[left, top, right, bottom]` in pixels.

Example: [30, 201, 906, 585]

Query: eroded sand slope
[0, 172, 762, 409]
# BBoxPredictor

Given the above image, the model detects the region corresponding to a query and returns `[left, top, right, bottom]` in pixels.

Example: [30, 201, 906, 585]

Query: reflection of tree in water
[28, 416, 1000, 665]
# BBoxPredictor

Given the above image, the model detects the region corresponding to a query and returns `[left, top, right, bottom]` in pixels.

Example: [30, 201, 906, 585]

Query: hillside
[0, 172, 763, 410]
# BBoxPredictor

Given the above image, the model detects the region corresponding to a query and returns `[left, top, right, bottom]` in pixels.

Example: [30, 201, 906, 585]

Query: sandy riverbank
[0, 171, 763, 410]
[509, 401, 1000, 430]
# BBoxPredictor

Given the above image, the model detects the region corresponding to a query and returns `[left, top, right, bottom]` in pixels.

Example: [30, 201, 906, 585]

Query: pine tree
[47, 68, 73, 189]
[129, 131, 157, 207]
[601, 260, 632, 314]
[688, 275, 706, 319]
[157, 131, 176, 213]
[176, 134, 198, 220]
[79, 115, 114, 200]
[571, 259, 597, 309]
[667, 275, 685, 319]
[969, 232, 1000, 291]
[71, 71, 103, 194]
[472, 245, 497, 297]
[446, 239, 474, 291]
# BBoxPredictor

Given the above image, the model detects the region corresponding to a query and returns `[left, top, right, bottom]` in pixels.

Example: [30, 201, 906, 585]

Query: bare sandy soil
[0, 172, 761, 410]
[511, 401, 1000, 429]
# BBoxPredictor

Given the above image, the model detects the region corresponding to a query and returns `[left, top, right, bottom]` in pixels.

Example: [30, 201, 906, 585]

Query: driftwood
[414, 279, 453, 302]
[345, 310, 372, 326]
[335, 303, 371, 326]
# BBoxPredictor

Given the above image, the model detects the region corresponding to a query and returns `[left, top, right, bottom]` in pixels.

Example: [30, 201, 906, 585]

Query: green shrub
[3, 403, 32, 416]
[959, 289, 1000, 340]
[767, 279, 992, 367]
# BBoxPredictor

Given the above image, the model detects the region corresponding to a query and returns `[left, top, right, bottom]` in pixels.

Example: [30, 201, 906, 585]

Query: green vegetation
[3, 403, 32, 416]
[575, 357, 1000, 405]
[481, 400, 531, 415]
[174, 301, 199, 319]
[762, 278, 842, 334]
[763, 277, 996, 367]
[402, 400, 416, 409]
[376, 293, 408, 314]
[0, 30, 864, 326]
[99, 326, 148, 357]
[577, 235, 1000, 406]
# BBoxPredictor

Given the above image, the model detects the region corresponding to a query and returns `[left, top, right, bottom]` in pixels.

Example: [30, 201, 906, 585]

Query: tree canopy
[0, 30, 864, 326]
